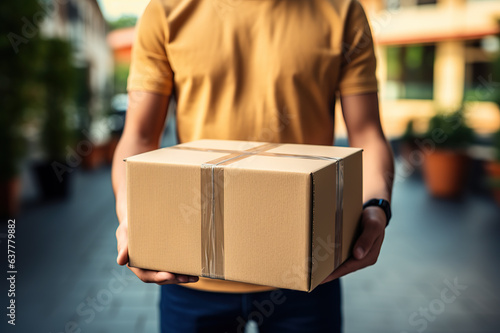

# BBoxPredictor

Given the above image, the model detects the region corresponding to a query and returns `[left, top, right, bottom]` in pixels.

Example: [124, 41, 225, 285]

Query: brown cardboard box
[126, 140, 362, 292]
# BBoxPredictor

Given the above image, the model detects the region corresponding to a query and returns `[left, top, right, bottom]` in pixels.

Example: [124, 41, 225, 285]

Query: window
[385, 44, 435, 100]
[464, 38, 498, 102]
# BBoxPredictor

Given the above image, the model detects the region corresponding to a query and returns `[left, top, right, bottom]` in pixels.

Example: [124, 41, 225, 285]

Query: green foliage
[39, 38, 76, 161]
[108, 15, 137, 31]
[401, 119, 419, 143]
[424, 109, 475, 150]
[0, 0, 47, 181]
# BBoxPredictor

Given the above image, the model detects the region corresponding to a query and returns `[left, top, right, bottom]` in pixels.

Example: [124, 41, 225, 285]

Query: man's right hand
[116, 221, 199, 285]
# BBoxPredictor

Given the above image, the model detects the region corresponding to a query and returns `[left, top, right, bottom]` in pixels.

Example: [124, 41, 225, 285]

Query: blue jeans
[160, 280, 341, 333]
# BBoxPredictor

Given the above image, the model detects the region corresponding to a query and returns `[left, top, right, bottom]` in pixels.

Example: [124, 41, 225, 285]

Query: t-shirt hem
[181, 278, 277, 293]
[127, 80, 172, 96]
[338, 82, 378, 96]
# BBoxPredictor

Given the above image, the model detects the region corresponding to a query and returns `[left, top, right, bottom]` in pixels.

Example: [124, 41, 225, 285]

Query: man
[112, 0, 394, 332]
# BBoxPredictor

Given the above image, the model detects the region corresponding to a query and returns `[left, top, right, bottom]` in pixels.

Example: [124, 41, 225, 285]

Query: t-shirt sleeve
[127, 0, 173, 95]
[337, 0, 378, 96]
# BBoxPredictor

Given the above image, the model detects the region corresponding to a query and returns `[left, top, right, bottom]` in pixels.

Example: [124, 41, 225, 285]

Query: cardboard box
[126, 140, 362, 292]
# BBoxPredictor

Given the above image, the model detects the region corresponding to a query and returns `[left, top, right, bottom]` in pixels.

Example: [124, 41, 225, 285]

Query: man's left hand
[321, 206, 386, 284]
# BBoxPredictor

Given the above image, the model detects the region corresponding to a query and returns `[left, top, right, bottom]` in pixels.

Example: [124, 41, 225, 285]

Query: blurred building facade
[41, 0, 114, 125]
[357, 0, 500, 137]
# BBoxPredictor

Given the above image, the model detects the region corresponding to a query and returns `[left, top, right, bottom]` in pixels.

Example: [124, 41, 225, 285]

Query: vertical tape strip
[334, 160, 344, 269]
[199, 144, 282, 279]
[200, 153, 241, 279]
[200, 164, 213, 278]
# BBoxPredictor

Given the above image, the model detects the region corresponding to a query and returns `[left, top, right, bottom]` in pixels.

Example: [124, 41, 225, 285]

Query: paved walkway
[1, 146, 499, 333]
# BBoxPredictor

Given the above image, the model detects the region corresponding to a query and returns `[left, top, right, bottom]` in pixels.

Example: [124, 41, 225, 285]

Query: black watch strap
[363, 198, 392, 227]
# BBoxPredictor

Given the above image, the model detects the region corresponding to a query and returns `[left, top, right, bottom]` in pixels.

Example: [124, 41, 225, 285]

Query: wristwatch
[363, 198, 392, 227]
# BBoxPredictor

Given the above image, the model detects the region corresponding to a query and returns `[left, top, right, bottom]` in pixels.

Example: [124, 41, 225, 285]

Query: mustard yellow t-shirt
[127, 0, 377, 293]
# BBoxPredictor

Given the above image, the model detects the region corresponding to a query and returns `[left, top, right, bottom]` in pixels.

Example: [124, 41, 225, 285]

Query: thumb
[353, 207, 385, 259]
[116, 224, 129, 266]
[117, 243, 129, 266]
[353, 227, 377, 260]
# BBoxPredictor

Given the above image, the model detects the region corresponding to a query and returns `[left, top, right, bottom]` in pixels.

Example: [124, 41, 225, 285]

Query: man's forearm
[111, 91, 170, 224]
[340, 93, 394, 203]
[359, 137, 394, 203]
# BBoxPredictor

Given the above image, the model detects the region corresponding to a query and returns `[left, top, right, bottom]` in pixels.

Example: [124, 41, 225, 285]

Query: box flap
[265, 144, 362, 160]
[223, 154, 334, 174]
[125, 147, 230, 166]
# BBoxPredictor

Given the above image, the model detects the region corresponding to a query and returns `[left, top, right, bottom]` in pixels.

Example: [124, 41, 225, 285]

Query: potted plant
[485, 129, 500, 205]
[0, 0, 46, 215]
[33, 38, 76, 200]
[422, 109, 475, 198]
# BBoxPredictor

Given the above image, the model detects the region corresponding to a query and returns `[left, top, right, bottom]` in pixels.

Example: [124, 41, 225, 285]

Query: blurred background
[1, 0, 499, 332]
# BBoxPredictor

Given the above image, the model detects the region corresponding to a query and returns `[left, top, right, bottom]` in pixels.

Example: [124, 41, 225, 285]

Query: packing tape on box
[171, 143, 345, 279]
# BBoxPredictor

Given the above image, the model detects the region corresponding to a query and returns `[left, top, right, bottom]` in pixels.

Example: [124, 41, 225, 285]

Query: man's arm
[112, 90, 199, 285]
[322, 92, 394, 283]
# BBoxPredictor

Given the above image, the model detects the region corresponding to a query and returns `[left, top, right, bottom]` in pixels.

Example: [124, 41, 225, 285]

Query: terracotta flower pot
[423, 150, 469, 198]
[485, 161, 500, 205]
[0, 177, 21, 217]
